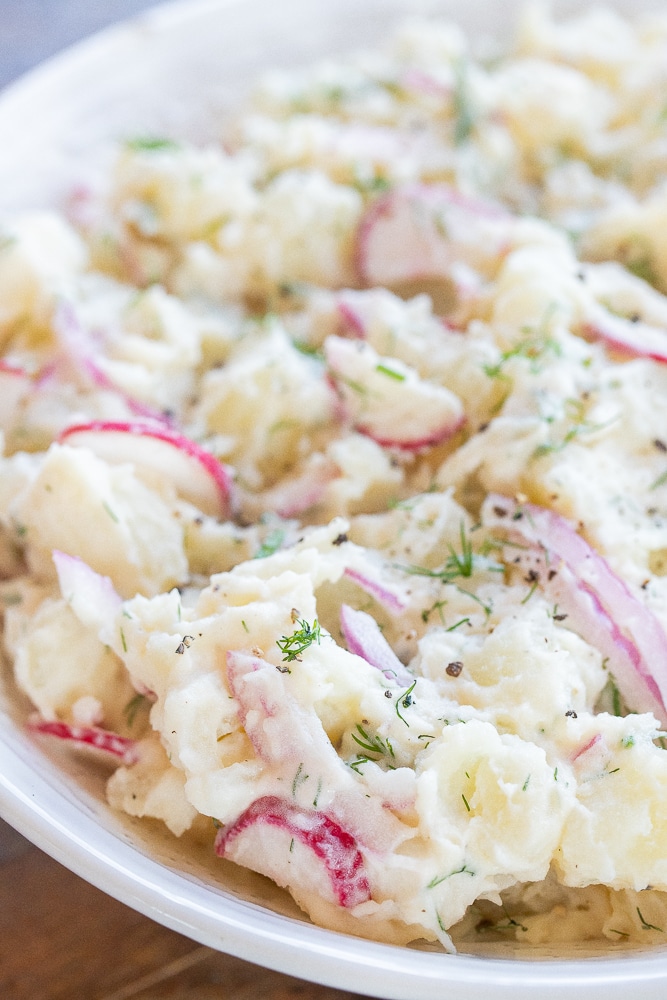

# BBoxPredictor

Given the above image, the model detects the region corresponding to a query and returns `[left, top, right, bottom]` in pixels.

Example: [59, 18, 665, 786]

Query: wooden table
[0, 818, 374, 1000]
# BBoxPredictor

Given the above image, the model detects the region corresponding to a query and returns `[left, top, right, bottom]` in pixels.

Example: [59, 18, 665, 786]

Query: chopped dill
[276, 617, 321, 662]
[102, 500, 120, 523]
[292, 762, 309, 796]
[375, 362, 406, 381]
[400, 523, 504, 591]
[452, 60, 476, 145]
[124, 692, 147, 728]
[395, 679, 417, 726]
[428, 864, 475, 888]
[446, 617, 470, 632]
[351, 723, 395, 758]
[254, 527, 286, 559]
[650, 469, 667, 491]
[637, 907, 664, 933]
[125, 136, 180, 152]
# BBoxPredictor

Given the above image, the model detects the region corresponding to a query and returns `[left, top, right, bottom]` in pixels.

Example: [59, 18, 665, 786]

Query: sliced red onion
[340, 604, 413, 685]
[58, 419, 234, 519]
[52, 549, 122, 624]
[483, 494, 667, 722]
[214, 795, 371, 908]
[343, 566, 409, 615]
[28, 715, 138, 764]
[571, 732, 603, 763]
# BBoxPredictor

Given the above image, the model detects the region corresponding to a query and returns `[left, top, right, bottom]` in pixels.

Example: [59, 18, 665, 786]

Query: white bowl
[2, 1, 667, 997]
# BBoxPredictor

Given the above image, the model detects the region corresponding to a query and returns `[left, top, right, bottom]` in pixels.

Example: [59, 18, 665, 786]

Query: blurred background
[0, 0, 162, 89]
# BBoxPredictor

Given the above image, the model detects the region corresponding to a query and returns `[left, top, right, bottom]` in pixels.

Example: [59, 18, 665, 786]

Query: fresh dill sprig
[276, 617, 321, 662]
[399, 523, 502, 592]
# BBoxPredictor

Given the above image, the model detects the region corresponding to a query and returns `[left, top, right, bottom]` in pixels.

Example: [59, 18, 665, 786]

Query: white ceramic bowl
[2, 1, 667, 997]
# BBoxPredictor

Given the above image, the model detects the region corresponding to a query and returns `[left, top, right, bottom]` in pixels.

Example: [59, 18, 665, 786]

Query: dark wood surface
[0, 818, 374, 1000]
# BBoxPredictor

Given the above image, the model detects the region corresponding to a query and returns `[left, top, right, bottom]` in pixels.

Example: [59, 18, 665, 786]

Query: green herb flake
[428, 864, 475, 888]
[375, 363, 406, 382]
[446, 616, 470, 632]
[351, 724, 395, 759]
[395, 679, 417, 726]
[452, 60, 476, 146]
[1, 592, 22, 606]
[650, 469, 667, 491]
[124, 692, 147, 728]
[254, 527, 286, 559]
[292, 762, 309, 796]
[637, 907, 664, 933]
[102, 500, 120, 523]
[125, 136, 180, 152]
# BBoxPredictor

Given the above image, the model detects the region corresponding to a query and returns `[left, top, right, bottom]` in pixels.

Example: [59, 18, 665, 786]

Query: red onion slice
[343, 566, 409, 615]
[52, 549, 122, 624]
[340, 604, 413, 685]
[483, 494, 667, 722]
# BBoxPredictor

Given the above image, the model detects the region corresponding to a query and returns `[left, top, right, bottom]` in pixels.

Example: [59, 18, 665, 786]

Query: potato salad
[4, 3, 667, 953]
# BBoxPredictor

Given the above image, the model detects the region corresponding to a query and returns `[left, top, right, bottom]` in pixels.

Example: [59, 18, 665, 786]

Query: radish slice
[340, 604, 413, 685]
[214, 795, 371, 908]
[52, 549, 122, 630]
[343, 566, 409, 614]
[483, 495, 667, 722]
[583, 302, 667, 364]
[28, 715, 138, 764]
[336, 298, 367, 339]
[325, 335, 464, 451]
[355, 182, 509, 290]
[58, 419, 234, 519]
[52, 302, 171, 423]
